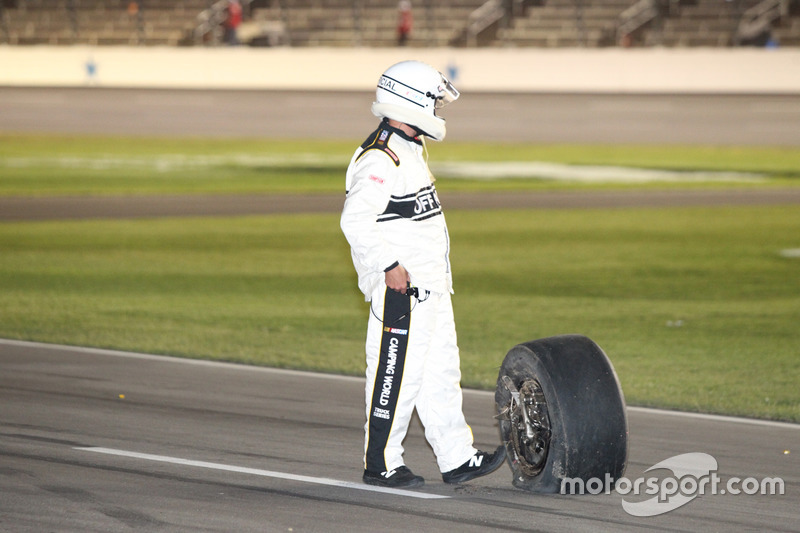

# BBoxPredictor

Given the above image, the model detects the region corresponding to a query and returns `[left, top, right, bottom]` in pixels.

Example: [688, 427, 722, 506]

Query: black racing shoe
[363, 466, 425, 488]
[442, 445, 507, 484]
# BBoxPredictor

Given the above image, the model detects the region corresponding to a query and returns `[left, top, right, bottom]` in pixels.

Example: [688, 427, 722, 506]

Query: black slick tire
[495, 334, 628, 493]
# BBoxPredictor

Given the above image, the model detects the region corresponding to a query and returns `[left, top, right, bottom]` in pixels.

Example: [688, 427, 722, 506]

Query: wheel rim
[507, 378, 551, 477]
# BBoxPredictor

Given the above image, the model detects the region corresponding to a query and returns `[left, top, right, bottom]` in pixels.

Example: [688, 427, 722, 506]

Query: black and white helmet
[371, 60, 460, 141]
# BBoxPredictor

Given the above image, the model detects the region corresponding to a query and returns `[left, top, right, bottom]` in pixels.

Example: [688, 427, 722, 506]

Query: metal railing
[466, 0, 505, 47]
[735, 0, 792, 43]
[616, 0, 659, 44]
[465, 0, 529, 47]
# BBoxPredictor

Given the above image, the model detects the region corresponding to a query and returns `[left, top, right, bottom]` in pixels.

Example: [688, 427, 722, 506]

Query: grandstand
[0, 0, 798, 47]
[0, 0, 207, 46]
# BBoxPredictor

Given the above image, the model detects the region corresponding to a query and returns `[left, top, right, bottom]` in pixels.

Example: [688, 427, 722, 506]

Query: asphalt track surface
[1, 340, 799, 533]
[2, 87, 800, 145]
[1, 88, 800, 531]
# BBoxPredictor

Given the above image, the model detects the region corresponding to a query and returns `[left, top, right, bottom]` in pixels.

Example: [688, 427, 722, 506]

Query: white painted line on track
[625, 406, 800, 430]
[0, 338, 362, 383]
[75, 446, 449, 500]
[5, 338, 799, 430]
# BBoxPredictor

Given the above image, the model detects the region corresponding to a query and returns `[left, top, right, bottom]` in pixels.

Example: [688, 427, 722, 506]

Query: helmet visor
[435, 76, 460, 109]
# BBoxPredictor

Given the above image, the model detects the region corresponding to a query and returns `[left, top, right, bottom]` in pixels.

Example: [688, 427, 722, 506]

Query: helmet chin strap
[409, 124, 432, 140]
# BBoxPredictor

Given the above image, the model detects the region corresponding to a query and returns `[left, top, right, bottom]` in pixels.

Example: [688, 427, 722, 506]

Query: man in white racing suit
[340, 60, 505, 489]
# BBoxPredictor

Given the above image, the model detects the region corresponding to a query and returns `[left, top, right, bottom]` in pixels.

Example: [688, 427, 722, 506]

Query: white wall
[1, 45, 798, 93]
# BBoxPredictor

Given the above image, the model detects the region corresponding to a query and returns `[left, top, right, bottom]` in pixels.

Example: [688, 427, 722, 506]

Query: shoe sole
[363, 476, 425, 489]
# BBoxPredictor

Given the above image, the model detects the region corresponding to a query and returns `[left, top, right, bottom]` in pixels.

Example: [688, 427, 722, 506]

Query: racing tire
[495, 334, 628, 493]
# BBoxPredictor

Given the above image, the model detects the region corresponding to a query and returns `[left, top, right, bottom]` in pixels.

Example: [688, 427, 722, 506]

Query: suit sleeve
[340, 153, 399, 275]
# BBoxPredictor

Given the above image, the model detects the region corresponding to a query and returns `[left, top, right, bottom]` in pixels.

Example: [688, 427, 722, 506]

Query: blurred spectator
[397, 0, 412, 46]
[127, 0, 143, 44]
[223, 0, 242, 45]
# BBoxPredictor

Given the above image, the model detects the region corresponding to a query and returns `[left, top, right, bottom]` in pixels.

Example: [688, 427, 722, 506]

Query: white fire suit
[340, 120, 478, 474]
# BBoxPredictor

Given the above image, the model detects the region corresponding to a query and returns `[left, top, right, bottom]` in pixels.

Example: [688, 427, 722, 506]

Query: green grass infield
[1, 207, 798, 422]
